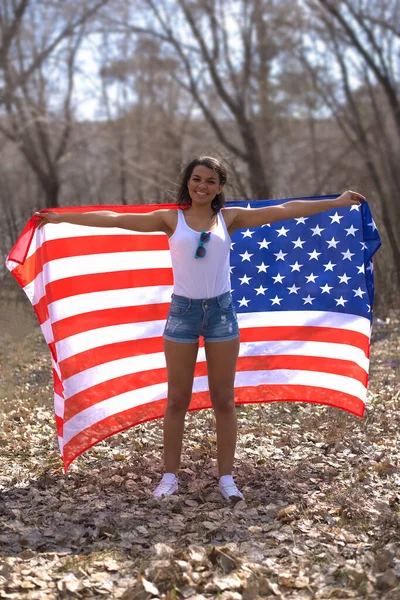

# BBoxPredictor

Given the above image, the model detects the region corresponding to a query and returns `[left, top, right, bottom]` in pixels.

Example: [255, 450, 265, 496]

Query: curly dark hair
[177, 156, 227, 214]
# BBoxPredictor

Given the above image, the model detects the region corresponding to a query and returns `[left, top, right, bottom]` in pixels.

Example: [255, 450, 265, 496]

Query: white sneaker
[219, 475, 244, 501]
[153, 473, 178, 498]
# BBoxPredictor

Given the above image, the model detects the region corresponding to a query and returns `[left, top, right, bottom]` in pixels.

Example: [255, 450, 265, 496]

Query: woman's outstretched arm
[227, 190, 365, 232]
[35, 208, 174, 233]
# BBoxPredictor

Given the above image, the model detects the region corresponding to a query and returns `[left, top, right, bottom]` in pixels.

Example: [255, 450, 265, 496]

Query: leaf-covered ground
[0, 301, 399, 599]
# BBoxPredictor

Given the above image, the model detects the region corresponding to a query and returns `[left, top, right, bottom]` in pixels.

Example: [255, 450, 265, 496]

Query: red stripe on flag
[48, 342, 57, 362]
[55, 415, 63, 438]
[52, 368, 64, 397]
[59, 338, 166, 380]
[35, 295, 49, 326]
[61, 385, 364, 471]
[63, 354, 366, 422]
[45, 269, 173, 303]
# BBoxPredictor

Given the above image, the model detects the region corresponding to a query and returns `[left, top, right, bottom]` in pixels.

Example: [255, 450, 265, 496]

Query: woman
[36, 156, 365, 501]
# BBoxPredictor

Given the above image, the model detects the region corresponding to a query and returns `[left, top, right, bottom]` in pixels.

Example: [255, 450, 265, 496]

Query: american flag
[6, 196, 381, 471]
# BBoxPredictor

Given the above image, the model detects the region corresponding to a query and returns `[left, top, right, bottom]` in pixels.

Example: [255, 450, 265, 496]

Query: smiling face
[187, 165, 224, 207]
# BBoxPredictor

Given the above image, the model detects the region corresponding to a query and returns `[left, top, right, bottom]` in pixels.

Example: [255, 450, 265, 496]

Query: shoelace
[220, 482, 242, 498]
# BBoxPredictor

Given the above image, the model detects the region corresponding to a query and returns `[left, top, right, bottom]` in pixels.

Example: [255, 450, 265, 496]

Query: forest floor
[0, 298, 399, 600]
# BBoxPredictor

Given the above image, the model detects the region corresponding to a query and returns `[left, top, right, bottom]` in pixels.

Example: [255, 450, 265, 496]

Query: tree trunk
[43, 178, 60, 209]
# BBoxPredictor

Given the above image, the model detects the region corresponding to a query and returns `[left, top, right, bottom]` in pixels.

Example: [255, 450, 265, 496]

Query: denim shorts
[163, 291, 240, 343]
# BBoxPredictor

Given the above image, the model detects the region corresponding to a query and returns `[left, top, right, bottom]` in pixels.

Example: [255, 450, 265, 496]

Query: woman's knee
[211, 392, 235, 413]
[167, 389, 192, 413]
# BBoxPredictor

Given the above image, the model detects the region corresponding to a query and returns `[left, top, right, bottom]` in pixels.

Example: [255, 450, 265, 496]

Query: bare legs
[205, 337, 240, 475]
[162, 337, 240, 476]
[163, 339, 199, 473]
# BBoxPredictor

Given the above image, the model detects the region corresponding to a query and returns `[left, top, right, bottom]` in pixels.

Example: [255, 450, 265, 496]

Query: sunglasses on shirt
[195, 231, 211, 258]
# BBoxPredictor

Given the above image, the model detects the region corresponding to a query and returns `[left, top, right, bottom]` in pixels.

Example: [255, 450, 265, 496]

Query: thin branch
[145, 0, 248, 160]
[0, 0, 111, 105]
[0, 0, 29, 61]
[317, 0, 400, 135]
[55, 26, 86, 162]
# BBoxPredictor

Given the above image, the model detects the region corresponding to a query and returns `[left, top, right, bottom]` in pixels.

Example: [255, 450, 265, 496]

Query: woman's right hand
[35, 211, 61, 228]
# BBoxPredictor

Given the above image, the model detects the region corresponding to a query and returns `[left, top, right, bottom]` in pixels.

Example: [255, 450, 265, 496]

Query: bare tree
[0, 0, 111, 107]
[0, 30, 85, 208]
[316, 0, 400, 136]
[98, 31, 203, 205]
[300, 0, 400, 297]
[102, 0, 303, 200]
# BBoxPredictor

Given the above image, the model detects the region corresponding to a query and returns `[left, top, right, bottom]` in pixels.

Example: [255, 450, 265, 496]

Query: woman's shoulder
[221, 206, 240, 228]
[157, 208, 179, 237]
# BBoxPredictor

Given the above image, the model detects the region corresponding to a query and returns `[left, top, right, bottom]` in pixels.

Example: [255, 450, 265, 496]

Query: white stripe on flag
[40, 319, 54, 344]
[27, 224, 164, 259]
[24, 250, 172, 301]
[54, 393, 64, 418]
[51, 357, 62, 380]
[63, 351, 167, 398]
[55, 320, 166, 361]
[237, 311, 371, 336]
[239, 340, 368, 369]
[62, 340, 369, 400]
[48, 286, 173, 323]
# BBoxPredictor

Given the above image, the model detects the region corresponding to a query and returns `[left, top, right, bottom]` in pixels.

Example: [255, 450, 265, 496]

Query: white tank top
[168, 209, 231, 299]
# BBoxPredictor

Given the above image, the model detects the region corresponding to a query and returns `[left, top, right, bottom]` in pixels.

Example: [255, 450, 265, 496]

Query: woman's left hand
[336, 190, 366, 207]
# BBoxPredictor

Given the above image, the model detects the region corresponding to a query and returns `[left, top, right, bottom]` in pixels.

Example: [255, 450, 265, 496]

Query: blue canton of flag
[229, 196, 381, 321]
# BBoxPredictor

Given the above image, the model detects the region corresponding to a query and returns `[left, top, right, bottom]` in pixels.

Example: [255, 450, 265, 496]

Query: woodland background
[1, 2, 400, 599]
[0, 0, 399, 310]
